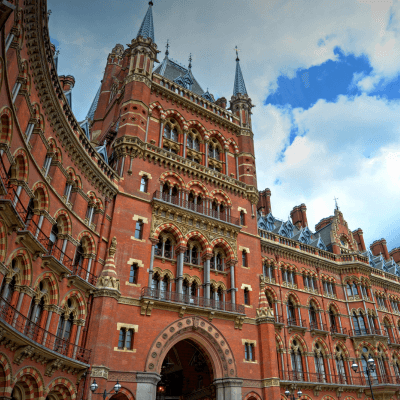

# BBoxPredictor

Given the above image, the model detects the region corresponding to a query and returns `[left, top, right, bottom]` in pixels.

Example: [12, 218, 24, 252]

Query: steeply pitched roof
[137, 2, 155, 42]
[233, 57, 247, 96]
[154, 56, 205, 96]
[86, 85, 101, 121]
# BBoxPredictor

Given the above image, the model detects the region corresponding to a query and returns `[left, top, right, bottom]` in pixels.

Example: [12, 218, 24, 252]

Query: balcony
[274, 314, 284, 327]
[330, 325, 349, 338]
[0, 299, 90, 365]
[16, 218, 48, 259]
[287, 318, 307, 332]
[141, 287, 245, 315]
[0, 186, 26, 230]
[351, 327, 387, 338]
[152, 191, 241, 226]
[309, 321, 329, 335]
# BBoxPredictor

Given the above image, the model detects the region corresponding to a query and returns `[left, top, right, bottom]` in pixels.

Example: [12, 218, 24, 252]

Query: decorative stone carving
[13, 345, 35, 365]
[45, 359, 64, 377]
[91, 366, 110, 379]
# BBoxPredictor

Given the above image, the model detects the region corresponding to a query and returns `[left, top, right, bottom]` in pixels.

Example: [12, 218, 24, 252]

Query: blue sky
[49, 0, 400, 252]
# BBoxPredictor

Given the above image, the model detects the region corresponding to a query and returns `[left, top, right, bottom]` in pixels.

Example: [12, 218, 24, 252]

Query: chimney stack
[389, 248, 400, 263]
[257, 188, 271, 216]
[58, 75, 75, 92]
[290, 204, 308, 229]
[370, 238, 390, 260]
[352, 228, 366, 251]
[216, 97, 227, 109]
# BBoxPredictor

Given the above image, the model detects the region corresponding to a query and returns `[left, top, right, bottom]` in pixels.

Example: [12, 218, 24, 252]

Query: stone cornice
[24, 1, 119, 198]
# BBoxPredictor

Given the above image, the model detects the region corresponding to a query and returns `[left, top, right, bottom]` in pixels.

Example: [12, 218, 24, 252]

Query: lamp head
[114, 380, 122, 393]
[297, 389, 303, 398]
[367, 357, 375, 371]
[90, 379, 98, 393]
[285, 389, 290, 396]
[351, 362, 358, 373]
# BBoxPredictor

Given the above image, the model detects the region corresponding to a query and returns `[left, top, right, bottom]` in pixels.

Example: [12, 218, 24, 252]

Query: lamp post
[284, 388, 303, 400]
[352, 357, 376, 400]
[90, 379, 122, 400]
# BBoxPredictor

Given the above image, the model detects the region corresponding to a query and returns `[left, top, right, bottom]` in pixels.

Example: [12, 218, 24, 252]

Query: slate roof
[257, 212, 328, 251]
[86, 86, 101, 121]
[233, 58, 247, 96]
[137, 2, 155, 42]
[154, 56, 206, 97]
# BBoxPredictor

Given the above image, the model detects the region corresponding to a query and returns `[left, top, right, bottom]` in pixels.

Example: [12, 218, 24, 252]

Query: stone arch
[187, 180, 210, 196]
[0, 352, 12, 396]
[312, 337, 330, 355]
[60, 289, 87, 320]
[46, 377, 77, 400]
[12, 148, 29, 182]
[322, 397, 339, 400]
[184, 231, 211, 253]
[355, 341, 376, 357]
[208, 130, 227, 147]
[160, 171, 185, 189]
[153, 267, 175, 280]
[288, 334, 308, 352]
[0, 219, 7, 262]
[33, 271, 59, 305]
[5, 248, 32, 286]
[307, 296, 322, 309]
[210, 189, 232, 207]
[77, 231, 96, 254]
[185, 120, 207, 137]
[342, 397, 356, 400]
[149, 101, 166, 119]
[326, 301, 340, 313]
[243, 391, 263, 400]
[13, 366, 45, 399]
[334, 340, 350, 358]
[164, 109, 186, 130]
[54, 209, 72, 236]
[285, 291, 301, 306]
[299, 396, 313, 400]
[376, 341, 390, 357]
[0, 106, 12, 145]
[275, 332, 284, 351]
[211, 238, 235, 261]
[226, 138, 239, 154]
[110, 387, 135, 400]
[265, 286, 278, 302]
[32, 181, 50, 211]
[48, 138, 63, 163]
[145, 316, 237, 379]
[153, 223, 184, 245]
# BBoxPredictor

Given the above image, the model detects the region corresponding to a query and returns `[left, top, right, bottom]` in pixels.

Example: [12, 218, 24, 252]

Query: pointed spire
[233, 46, 248, 96]
[86, 85, 101, 121]
[165, 39, 170, 57]
[137, 1, 155, 42]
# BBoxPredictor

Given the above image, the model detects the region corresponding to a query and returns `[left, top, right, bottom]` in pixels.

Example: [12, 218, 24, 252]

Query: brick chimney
[370, 238, 390, 260]
[58, 75, 75, 92]
[215, 97, 227, 109]
[315, 216, 334, 232]
[389, 248, 400, 263]
[257, 188, 271, 216]
[352, 228, 366, 251]
[290, 204, 308, 229]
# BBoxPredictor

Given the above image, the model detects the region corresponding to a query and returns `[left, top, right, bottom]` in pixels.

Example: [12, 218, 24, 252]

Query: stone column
[228, 260, 237, 304]
[158, 120, 165, 147]
[203, 254, 212, 299]
[144, 113, 151, 143]
[205, 139, 209, 166]
[213, 378, 243, 400]
[136, 372, 161, 400]
[235, 154, 239, 179]
[225, 149, 229, 176]
[175, 246, 187, 295]
[183, 130, 187, 158]
[148, 240, 157, 288]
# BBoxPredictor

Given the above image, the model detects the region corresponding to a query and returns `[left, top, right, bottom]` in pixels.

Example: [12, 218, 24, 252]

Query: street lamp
[285, 388, 303, 399]
[90, 379, 122, 400]
[352, 358, 376, 400]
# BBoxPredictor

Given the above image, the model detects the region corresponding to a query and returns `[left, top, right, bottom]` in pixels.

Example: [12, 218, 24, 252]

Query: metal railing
[287, 318, 306, 328]
[330, 325, 348, 335]
[141, 287, 245, 314]
[0, 299, 90, 363]
[310, 321, 328, 331]
[279, 369, 400, 386]
[153, 191, 241, 226]
[352, 327, 385, 336]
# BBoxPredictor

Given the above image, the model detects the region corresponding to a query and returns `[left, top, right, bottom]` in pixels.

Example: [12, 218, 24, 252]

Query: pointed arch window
[329, 308, 337, 332]
[47, 223, 59, 253]
[309, 304, 318, 330]
[314, 344, 326, 383]
[290, 340, 304, 380]
[335, 345, 348, 384]
[361, 347, 379, 384]
[287, 299, 296, 324]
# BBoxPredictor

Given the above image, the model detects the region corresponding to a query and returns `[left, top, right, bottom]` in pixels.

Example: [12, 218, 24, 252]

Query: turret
[229, 48, 256, 187]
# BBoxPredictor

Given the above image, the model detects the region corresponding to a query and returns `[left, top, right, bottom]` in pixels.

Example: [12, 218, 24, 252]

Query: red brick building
[1, 1, 400, 400]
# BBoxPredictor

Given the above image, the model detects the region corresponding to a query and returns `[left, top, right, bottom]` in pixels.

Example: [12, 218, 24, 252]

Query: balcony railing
[141, 287, 245, 314]
[310, 321, 328, 332]
[352, 327, 385, 337]
[330, 325, 348, 336]
[279, 369, 400, 386]
[0, 299, 90, 363]
[287, 318, 306, 328]
[153, 191, 241, 226]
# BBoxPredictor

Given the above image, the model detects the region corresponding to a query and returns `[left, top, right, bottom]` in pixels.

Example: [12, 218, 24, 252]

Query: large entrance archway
[137, 316, 242, 400]
[156, 339, 214, 399]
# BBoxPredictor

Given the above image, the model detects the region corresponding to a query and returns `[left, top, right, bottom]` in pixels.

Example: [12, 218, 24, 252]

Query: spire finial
[235, 45, 240, 61]
[334, 196, 339, 210]
[188, 53, 192, 71]
[165, 39, 170, 57]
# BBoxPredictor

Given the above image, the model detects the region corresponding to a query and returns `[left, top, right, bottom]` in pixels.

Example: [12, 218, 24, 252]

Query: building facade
[1, 1, 400, 400]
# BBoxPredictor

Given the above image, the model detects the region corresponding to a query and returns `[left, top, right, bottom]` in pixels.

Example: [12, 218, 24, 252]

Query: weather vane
[334, 196, 339, 210]
[188, 53, 192, 70]
[235, 45, 240, 61]
[165, 39, 170, 57]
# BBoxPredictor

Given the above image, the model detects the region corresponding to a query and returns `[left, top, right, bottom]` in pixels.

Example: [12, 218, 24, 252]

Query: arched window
[346, 283, 352, 297]
[287, 299, 296, 324]
[335, 345, 348, 384]
[47, 223, 59, 253]
[352, 283, 359, 296]
[240, 210, 245, 226]
[184, 241, 200, 266]
[314, 343, 326, 382]
[164, 239, 172, 259]
[73, 242, 85, 269]
[242, 250, 247, 267]
[55, 311, 74, 353]
[361, 347, 378, 384]
[163, 125, 172, 139]
[309, 304, 318, 329]
[290, 340, 304, 380]
[352, 311, 361, 334]
[244, 288, 250, 305]
[263, 263, 273, 280]
[329, 307, 337, 332]
[393, 357, 400, 380]
[25, 198, 35, 227]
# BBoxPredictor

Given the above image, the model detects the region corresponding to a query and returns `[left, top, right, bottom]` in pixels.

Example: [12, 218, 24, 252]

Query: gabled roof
[154, 56, 205, 97]
[95, 140, 109, 164]
[137, 2, 155, 42]
[86, 85, 101, 121]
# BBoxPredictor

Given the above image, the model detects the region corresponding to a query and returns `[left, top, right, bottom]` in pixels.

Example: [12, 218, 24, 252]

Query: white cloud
[255, 94, 400, 249]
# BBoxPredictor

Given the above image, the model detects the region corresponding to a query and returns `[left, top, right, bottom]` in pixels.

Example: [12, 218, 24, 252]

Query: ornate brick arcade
[1, 1, 400, 399]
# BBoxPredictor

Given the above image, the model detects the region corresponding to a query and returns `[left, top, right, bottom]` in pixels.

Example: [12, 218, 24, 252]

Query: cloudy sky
[49, 0, 400, 252]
